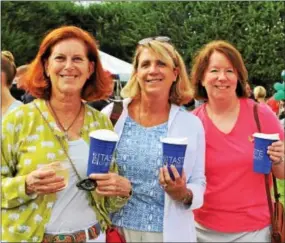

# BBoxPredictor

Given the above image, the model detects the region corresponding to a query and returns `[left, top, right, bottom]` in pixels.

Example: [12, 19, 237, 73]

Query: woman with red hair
[1, 26, 131, 242]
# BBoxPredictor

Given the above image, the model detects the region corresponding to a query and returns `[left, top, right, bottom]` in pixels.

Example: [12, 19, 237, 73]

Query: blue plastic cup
[161, 137, 188, 180]
[87, 129, 119, 175]
[253, 133, 279, 174]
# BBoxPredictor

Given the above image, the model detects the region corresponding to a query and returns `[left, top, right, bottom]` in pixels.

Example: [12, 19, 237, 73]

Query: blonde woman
[253, 85, 267, 104]
[1, 51, 23, 117]
[102, 37, 206, 242]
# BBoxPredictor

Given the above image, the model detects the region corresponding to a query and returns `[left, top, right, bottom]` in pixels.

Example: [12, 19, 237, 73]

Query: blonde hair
[253, 86, 267, 99]
[1, 50, 17, 86]
[121, 40, 192, 105]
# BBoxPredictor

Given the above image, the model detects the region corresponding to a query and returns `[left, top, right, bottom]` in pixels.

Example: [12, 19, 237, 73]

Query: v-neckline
[204, 99, 242, 136]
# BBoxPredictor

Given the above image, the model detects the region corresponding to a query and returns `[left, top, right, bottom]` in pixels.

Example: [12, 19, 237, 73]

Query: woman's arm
[1, 114, 38, 209]
[184, 125, 206, 210]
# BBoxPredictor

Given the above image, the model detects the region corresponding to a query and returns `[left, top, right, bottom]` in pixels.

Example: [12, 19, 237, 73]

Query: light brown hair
[190, 40, 248, 100]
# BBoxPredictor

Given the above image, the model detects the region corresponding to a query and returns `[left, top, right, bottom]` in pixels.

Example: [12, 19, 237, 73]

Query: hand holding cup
[267, 140, 284, 164]
[77, 129, 119, 192]
[26, 161, 68, 195]
[159, 165, 188, 201]
[89, 172, 132, 197]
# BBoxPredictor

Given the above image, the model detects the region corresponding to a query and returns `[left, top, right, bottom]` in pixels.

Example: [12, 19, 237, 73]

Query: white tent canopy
[99, 51, 133, 83]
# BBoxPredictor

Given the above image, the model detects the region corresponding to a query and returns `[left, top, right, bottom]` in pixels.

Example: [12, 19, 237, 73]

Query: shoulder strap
[253, 103, 261, 132]
[253, 103, 278, 231]
[110, 101, 123, 126]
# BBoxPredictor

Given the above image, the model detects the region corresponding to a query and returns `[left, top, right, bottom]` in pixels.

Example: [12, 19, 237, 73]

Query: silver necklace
[47, 101, 83, 139]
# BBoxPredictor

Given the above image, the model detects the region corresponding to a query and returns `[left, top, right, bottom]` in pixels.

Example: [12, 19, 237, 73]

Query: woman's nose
[217, 71, 227, 80]
[149, 64, 159, 74]
[64, 59, 74, 69]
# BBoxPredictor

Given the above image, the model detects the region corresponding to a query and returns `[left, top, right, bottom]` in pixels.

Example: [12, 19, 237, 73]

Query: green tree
[1, 1, 284, 91]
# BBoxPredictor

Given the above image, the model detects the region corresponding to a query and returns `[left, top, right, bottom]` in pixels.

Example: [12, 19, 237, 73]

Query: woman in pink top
[190, 40, 284, 242]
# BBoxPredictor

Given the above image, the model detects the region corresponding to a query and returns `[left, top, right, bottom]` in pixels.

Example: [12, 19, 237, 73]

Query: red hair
[23, 26, 113, 101]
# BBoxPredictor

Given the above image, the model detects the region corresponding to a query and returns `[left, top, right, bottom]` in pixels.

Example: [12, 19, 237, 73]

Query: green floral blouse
[1, 99, 128, 242]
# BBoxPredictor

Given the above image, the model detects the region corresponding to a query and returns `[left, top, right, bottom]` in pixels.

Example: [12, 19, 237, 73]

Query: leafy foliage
[1, 1, 284, 92]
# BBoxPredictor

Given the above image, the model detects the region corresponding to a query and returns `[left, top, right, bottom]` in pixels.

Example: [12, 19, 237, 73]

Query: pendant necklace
[47, 101, 83, 139]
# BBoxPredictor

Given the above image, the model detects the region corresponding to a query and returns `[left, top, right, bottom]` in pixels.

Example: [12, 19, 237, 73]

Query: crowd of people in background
[1, 25, 284, 243]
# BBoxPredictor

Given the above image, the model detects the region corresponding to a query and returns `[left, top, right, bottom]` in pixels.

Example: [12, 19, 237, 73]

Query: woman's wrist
[272, 156, 284, 166]
[121, 188, 132, 199]
[25, 176, 34, 195]
[180, 188, 193, 206]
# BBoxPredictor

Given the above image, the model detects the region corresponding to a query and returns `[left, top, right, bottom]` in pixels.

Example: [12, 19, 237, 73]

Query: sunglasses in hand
[138, 36, 171, 45]
[76, 178, 97, 191]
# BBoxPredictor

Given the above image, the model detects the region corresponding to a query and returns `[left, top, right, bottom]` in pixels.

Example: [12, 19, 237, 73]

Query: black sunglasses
[138, 36, 171, 45]
[76, 178, 97, 191]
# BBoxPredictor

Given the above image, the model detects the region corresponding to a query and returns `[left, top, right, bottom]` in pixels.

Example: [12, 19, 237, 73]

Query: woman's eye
[73, 57, 83, 62]
[157, 61, 166, 66]
[210, 69, 218, 73]
[55, 56, 64, 61]
[140, 62, 149, 68]
[227, 69, 234, 73]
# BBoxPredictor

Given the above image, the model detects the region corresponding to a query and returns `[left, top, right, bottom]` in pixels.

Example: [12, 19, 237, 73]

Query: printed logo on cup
[253, 148, 264, 161]
[87, 129, 119, 175]
[91, 152, 113, 166]
[162, 155, 185, 167]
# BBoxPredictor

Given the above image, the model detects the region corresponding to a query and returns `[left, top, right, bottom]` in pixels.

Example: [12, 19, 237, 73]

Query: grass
[276, 179, 285, 205]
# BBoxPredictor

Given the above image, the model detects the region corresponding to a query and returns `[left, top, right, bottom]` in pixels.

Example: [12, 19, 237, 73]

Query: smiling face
[202, 51, 238, 101]
[136, 48, 177, 98]
[45, 38, 94, 98]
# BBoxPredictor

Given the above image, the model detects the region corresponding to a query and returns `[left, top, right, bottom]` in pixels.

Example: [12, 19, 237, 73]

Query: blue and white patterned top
[112, 116, 168, 232]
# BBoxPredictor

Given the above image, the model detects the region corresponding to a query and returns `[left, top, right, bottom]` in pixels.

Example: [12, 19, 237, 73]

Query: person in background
[183, 99, 195, 111]
[13, 64, 37, 104]
[190, 40, 284, 242]
[15, 64, 29, 90]
[1, 26, 132, 242]
[102, 37, 206, 242]
[253, 85, 267, 104]
[278, 100, 285, 126]
[1, 51, 23, 117]
[267, 96, 280, 115]
[9, 64, 27, 101]
[245, 82, 255, 99]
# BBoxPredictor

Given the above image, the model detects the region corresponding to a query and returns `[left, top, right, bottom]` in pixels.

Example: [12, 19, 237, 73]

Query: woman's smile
[146, 78, 163, 83]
